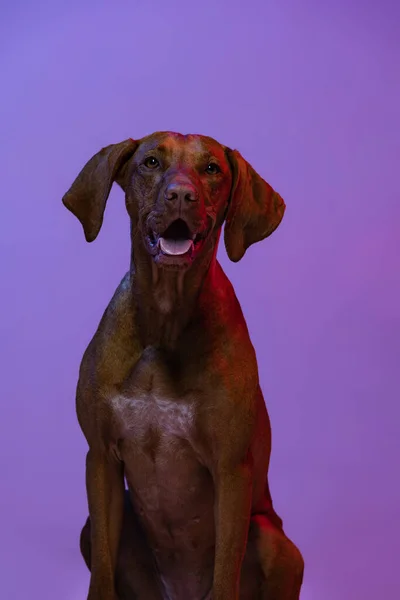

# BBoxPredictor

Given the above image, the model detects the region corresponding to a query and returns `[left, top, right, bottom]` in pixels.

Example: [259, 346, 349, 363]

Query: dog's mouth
[147, 219, 205, 263]
[160, 219, 196, 256]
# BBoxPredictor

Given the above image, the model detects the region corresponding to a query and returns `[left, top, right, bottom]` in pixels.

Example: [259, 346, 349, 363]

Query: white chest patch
[111, 392, 196, 440]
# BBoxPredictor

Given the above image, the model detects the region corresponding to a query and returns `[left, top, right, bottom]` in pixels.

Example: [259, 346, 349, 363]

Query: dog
[62, 132, 304, 600]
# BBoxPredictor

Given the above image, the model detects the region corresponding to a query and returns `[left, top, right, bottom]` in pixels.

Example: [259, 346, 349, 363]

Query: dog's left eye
[205, 162, 221, 175]
[144, 156, 159, 169]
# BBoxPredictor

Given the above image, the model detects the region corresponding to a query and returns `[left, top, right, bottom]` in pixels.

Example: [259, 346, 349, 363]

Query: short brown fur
[63, 132, 303, 600]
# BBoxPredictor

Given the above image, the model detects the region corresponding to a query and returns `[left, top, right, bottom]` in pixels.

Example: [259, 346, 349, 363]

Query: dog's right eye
[143, 156, 159, 169]
[205, 162, 221, 175]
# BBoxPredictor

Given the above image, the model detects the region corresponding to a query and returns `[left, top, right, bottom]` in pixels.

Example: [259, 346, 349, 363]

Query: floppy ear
[62, 138, 138, 242]
[224, 149, 286, 262]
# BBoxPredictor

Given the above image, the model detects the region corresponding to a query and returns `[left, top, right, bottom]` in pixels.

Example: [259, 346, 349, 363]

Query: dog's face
[62, 131, 286, 266]
[124, 132, 233, 270]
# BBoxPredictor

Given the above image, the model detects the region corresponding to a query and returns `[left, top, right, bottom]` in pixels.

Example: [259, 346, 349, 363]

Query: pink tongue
[159, 237, 193, 256]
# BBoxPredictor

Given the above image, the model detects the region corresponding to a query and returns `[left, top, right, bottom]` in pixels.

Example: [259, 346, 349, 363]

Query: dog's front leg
[212, 460, 253, 600]
[86, 448, 125, 600]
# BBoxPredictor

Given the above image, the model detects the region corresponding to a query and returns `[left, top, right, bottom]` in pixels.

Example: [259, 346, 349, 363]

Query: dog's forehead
[137, 131, 226, 161]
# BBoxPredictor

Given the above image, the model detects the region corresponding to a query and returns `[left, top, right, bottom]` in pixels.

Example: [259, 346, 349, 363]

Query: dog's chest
[111, 391, 195, 443]
[110, 349, 208, 519]
[110, 348, 196, 444]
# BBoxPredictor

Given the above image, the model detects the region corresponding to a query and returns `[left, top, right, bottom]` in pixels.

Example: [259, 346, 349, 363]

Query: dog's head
[62, 132, 285, 268]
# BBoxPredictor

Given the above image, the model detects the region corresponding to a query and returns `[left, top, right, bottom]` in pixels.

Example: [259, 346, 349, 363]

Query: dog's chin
[153, 250, 197, 271]
[145, 218, 207, 271]
[147, 236, 207, 271]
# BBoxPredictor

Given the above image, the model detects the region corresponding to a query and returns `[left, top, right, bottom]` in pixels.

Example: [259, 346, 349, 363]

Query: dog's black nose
[164, 181, 199, 203]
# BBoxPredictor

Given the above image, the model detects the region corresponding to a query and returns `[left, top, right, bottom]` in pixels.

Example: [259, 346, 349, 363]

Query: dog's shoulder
[78, 272, 141, 388]
[75, 272, 143, 442]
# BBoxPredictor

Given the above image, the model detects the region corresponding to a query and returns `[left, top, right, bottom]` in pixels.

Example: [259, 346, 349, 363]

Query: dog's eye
[144, 156, 159, 169]
[205, 162, 221, 175]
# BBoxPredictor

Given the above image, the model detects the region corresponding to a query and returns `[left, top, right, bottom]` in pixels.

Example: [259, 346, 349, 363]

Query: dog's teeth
[159, 238, 193, 256]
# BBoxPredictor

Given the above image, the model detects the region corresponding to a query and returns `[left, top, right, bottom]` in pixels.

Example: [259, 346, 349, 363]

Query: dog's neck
[129, 233, 220, 349]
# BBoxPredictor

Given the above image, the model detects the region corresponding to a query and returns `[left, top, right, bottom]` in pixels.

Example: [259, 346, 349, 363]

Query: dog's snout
[164, 181, 199, 203]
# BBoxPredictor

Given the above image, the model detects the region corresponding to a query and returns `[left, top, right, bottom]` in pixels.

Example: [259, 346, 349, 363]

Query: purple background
[1, 1, 399, 599]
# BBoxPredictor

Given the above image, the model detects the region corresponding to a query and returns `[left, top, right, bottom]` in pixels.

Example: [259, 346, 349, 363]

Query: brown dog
[62, 132, 304, 600]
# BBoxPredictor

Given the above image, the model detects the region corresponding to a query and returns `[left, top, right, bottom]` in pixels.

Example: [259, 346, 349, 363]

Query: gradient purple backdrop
[1, 1, 399, 599]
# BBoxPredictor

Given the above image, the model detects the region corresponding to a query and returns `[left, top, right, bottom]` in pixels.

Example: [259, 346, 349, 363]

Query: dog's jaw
[145, 217, 209, 271]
